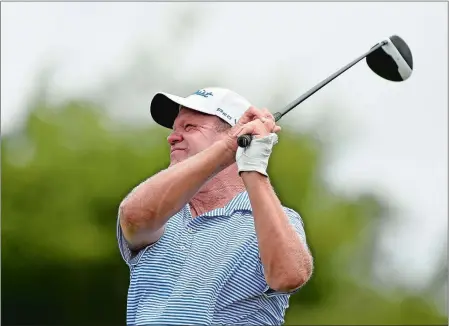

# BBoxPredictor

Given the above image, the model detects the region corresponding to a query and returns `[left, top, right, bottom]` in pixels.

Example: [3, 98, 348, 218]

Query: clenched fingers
[260, 108, 274, 122]
[232, 117, 276, 139]
[237, 106, 271, 125]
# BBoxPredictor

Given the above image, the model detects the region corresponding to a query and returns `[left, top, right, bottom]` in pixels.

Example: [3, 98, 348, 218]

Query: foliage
[1, 99, 446, 325]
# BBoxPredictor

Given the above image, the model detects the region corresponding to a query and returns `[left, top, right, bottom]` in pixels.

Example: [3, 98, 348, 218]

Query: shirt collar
[224, 191, 252, 215]
[190, 191, 252, 218]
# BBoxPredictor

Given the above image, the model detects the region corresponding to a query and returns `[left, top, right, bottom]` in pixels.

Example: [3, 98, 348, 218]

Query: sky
[1, 2, 447, 290]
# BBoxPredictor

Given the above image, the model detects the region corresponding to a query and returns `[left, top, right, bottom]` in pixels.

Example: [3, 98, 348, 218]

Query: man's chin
[169, 151, 190, 165]
[169, 158, 185, 166]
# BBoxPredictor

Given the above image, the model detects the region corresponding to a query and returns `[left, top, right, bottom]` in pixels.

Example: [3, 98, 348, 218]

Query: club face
[366, 35, 413, 82]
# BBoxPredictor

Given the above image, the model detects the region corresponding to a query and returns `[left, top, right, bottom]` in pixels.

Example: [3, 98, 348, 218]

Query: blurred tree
[1, 97, 446, 325]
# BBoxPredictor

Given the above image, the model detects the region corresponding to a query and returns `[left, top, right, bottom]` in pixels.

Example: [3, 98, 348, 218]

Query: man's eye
[185, 124, 194, 131]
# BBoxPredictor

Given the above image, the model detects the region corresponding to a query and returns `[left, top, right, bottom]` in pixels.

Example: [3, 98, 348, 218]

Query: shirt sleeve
[260, 207, 311, 298]
[284, 207, 310, 250]
[116, 212, 154, 267]
[116, 180, 159, 267]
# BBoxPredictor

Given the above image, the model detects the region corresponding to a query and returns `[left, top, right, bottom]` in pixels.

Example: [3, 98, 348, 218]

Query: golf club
[237, 35, 414, 148]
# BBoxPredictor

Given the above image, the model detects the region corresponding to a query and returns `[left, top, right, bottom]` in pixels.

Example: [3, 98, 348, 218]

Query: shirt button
[188, 228, 194, 233]
[180, 245, 186, 250]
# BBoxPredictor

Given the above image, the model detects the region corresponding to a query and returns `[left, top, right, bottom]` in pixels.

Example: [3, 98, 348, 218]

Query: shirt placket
[169, 208, 196, 278]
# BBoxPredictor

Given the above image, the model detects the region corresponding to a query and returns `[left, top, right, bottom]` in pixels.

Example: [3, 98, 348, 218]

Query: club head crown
[366, 35, 413, 82]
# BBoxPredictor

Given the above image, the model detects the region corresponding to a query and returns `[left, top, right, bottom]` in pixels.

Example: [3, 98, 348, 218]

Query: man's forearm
[241, 171, 313, 291]
[120, 140, 233, 248]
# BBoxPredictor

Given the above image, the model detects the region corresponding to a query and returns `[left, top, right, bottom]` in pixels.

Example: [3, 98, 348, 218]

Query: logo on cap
[193, 89, 213, 98]
[216, 108, 234, 122]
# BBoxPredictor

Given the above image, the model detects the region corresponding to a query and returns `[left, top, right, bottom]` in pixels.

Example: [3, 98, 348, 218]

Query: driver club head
[366, 35, 413, 82]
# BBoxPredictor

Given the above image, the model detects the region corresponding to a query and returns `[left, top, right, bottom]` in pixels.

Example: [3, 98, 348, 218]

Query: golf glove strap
[236, 133, 278, 177]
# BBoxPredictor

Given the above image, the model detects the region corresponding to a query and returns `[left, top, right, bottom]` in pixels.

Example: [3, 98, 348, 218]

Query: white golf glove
[236, 133, 278, 177]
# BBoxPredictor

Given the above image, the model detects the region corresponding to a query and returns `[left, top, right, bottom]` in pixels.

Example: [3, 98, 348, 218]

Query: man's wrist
[241, 171, 270, 184]
[214, 139, 237, 169]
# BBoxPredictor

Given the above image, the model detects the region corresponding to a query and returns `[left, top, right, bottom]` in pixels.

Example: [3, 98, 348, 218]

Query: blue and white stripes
[117, 191, 308, 325]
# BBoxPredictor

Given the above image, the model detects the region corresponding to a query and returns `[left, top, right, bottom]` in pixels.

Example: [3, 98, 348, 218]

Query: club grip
[236, 112, 282, 148]
[237, 134, 252, 148]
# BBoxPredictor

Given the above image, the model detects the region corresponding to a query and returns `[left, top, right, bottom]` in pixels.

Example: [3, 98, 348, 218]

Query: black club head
[366, 35, 413, 82]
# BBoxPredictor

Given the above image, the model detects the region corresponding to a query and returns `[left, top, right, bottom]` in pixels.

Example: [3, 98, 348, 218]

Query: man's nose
[167, 132, 183, 145]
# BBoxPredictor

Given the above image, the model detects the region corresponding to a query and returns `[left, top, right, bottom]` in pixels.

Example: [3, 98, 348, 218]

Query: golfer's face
[168, 108, 224, 165]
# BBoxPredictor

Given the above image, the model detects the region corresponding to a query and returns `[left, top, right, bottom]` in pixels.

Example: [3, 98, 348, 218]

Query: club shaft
[273, 40, 388, 121]
[237, 40, 388, 148]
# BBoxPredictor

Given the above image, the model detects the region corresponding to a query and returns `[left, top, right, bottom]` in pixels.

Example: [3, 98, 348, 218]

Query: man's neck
[190, 164, 245, 218]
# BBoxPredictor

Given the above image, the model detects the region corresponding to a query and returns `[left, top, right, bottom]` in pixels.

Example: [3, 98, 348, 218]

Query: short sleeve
[259, 207, 310, 298]
[116, 213, 155, 267]
[284, 207, 310, 251]
[116, 179, 158, 267]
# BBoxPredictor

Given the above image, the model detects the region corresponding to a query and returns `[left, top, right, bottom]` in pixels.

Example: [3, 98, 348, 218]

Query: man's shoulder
[282, 205, 301, 217]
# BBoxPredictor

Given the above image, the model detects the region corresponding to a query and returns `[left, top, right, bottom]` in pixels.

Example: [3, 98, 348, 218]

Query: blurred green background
[2, 85, 447, 326]
[1, 3, 447, 326]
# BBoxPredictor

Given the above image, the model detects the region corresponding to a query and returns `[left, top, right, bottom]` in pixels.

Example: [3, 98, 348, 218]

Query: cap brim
[150, 92, 214, 129]
[150, 93, 183, 129]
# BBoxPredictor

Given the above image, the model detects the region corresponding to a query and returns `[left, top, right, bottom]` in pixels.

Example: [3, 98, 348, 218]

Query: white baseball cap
[150, 87, 251, 129]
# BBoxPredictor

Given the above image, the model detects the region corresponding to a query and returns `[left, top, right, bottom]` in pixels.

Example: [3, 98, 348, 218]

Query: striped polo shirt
[117, 190, 309, 325]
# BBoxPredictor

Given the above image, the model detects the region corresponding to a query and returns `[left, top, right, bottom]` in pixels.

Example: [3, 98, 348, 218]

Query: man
[117, 87, 314, 325]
